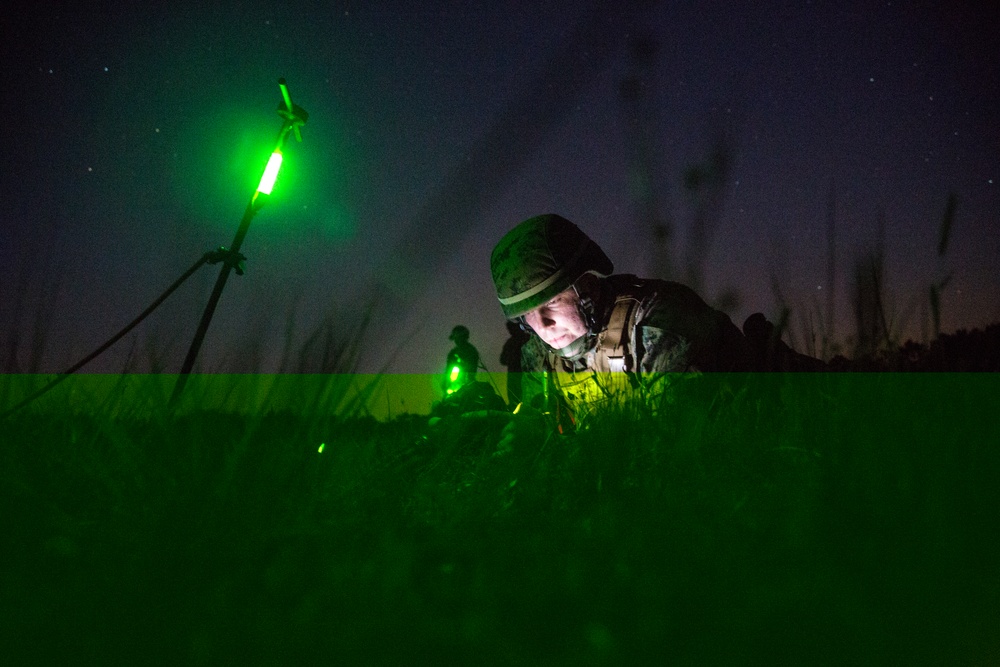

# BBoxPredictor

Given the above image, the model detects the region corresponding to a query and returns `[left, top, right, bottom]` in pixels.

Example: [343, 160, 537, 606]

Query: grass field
[1, 372, 998, 664]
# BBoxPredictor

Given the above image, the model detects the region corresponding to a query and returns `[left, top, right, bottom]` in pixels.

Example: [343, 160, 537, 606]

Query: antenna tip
[278, 77, 287, 86]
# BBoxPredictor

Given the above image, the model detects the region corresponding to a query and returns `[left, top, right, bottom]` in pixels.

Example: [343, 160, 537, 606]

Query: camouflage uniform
[518, 274, 750, 423]
[491, 214, 751, 427]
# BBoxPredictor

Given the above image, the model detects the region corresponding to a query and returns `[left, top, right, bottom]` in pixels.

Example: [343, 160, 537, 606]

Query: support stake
[171, 78, 307, 407]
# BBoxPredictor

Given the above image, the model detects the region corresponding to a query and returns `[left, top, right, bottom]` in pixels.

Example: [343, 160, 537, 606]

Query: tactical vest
[543, 291, 643, 422]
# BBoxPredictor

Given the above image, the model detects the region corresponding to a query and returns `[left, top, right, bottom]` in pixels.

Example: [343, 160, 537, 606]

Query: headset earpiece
[573, 285, 599, 334]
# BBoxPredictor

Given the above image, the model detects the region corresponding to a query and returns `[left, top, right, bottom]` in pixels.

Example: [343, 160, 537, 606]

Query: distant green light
[446, 365, 463, 394]
[257, 150, 283, 195]
[318, 442, 325, 453]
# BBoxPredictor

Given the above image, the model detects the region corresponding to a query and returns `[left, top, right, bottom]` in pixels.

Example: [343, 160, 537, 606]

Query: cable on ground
[1, 249, 236, 419]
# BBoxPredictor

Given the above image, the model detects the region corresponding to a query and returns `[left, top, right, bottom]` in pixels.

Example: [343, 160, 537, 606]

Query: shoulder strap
[596, 295, 639, 372]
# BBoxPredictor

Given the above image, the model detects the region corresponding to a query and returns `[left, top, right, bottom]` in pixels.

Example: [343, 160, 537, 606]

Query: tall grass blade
[937, 193, 957, 257]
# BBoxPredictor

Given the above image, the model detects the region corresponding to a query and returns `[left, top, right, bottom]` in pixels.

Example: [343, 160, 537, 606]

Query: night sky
[3, 1, 998, 377]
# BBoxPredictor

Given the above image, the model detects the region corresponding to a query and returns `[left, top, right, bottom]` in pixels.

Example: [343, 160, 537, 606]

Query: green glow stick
[257, 150, 283, 195]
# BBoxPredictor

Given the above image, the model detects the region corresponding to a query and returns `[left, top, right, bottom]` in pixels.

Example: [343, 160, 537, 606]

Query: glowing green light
[318, 442, 325, 453]
[257, 150, 283, 194]
[445, 365, 462, 395]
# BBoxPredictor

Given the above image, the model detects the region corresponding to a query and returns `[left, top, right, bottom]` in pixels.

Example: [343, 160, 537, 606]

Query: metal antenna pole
[171, 78, 307, 407]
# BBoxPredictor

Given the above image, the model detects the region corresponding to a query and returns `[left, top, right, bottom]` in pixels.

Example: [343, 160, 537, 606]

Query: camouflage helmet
[490, 214, 613, 319]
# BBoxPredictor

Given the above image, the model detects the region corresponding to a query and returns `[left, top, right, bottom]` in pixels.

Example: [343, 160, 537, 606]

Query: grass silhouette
[1, 371, 997, 663]
[2, 188, 997, 662]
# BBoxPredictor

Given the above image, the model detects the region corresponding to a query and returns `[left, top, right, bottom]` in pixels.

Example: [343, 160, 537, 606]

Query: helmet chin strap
[550, 332, 597, 360]
[545, 281, 604, 360]
[520, 278, 609, 360]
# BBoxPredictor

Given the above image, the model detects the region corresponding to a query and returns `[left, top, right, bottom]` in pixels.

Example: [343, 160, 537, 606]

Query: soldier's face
[523, 287, 588, 349]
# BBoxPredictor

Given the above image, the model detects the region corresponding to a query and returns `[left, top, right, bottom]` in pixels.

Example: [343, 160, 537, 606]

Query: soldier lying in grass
[490, 213, 820, 431]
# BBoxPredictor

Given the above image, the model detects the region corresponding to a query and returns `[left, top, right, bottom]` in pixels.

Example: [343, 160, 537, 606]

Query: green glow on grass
[257, 150, 283, 194]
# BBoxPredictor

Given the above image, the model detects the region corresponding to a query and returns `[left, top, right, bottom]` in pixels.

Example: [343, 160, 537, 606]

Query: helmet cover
[490, 214, 613, 319]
